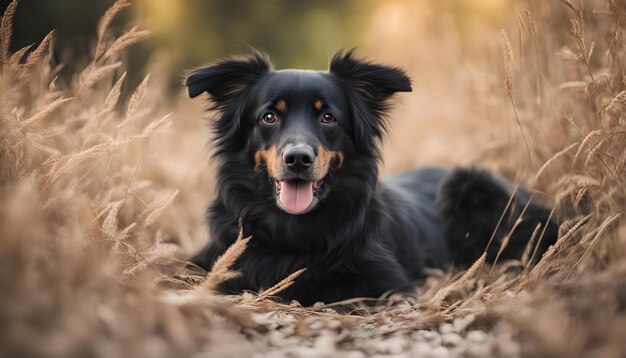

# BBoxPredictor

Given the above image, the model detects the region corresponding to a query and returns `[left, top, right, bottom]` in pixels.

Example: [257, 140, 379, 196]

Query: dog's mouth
[273, 178, 327, 215]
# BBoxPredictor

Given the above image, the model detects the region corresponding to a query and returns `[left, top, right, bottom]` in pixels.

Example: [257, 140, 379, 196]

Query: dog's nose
[283, 145, 315, 170]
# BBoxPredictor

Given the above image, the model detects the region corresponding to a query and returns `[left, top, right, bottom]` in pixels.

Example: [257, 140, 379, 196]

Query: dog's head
[186, 50, 411, 215]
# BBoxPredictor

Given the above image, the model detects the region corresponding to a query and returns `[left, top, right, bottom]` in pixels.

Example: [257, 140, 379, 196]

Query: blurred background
[1, 0, 542, 171]
[0, 0, 584, 175]
[3, 0, 515, 70]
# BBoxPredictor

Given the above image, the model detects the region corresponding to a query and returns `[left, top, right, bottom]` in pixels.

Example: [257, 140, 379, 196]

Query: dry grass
[0, 0, 625, 357]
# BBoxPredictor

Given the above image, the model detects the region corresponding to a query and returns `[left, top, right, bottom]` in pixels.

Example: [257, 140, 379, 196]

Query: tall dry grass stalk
[199, 220, 251, 290]
[0, 0, 625, 356]
[0, 2, 254, 357]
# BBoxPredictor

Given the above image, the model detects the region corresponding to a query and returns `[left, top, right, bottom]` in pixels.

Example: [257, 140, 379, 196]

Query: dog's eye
[321, 113, 336, 124]
[261, 112, 277, 124]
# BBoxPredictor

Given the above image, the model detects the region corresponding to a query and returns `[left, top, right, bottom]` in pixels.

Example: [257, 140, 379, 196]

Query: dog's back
[379, 167, 449, 275]
[374, 166, 557, 278]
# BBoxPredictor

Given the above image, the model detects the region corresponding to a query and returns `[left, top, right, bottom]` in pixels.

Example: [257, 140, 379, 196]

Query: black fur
[185, 50, 557, 306]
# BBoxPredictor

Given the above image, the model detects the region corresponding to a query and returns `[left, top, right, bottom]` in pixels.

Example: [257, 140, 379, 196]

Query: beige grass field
[1, 0, 625, 356]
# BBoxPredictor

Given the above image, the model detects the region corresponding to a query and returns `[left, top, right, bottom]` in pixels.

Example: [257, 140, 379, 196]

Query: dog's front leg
[310, 251, 413, 304]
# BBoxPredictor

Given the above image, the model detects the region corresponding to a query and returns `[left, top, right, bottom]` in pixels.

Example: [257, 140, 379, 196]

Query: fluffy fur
[185, 50, 557, 306]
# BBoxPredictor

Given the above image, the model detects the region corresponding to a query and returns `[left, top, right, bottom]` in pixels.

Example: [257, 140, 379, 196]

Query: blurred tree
[2, 0, 518, 87]
[135, 0, 367, 70]
[1, 0, 117, 61]
[1, 0, 366, 87]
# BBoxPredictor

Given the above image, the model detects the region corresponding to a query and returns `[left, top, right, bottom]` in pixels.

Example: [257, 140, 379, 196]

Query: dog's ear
[186, 51, 272, 153]
[330, 49, 411, 102]
[185, 51, 272, 104]
[329, 49, 411, 153]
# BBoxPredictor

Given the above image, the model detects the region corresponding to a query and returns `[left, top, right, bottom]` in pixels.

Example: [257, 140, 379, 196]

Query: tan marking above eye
[314, 100, 323, 111]
[275, 100, 286, 111]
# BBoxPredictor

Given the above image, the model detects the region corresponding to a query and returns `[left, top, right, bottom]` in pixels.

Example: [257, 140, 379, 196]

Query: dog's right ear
[185, 51, 272, 105]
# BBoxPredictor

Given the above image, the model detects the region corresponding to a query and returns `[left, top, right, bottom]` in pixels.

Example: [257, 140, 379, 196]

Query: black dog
[185, 50, 557, 306]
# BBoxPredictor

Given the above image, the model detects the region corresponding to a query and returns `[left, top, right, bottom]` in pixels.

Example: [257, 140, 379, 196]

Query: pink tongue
[279, 181, 313, 214]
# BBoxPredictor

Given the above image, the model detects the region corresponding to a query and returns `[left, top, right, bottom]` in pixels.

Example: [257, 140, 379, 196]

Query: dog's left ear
[185, 51, 272, 153]
[185, 51, 272, 106]
[329, 49, 411, 152]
